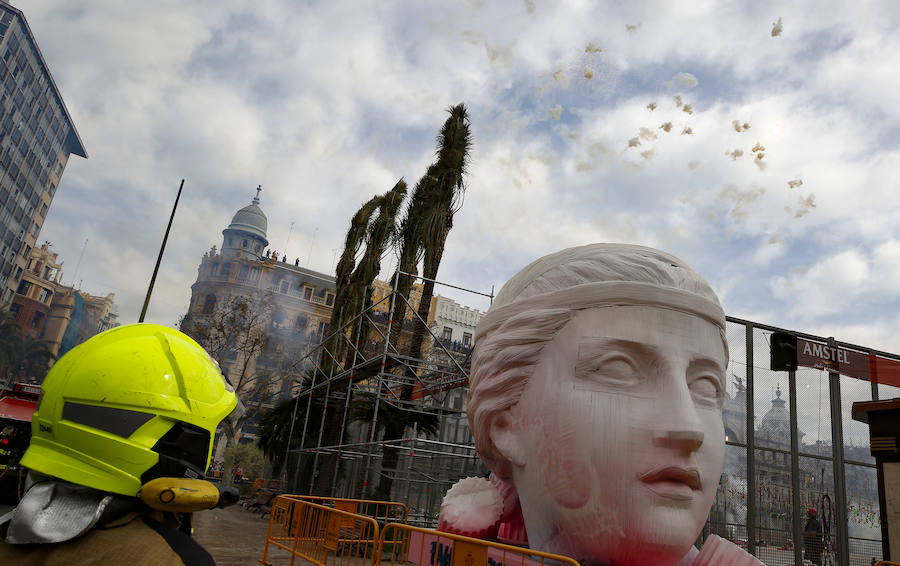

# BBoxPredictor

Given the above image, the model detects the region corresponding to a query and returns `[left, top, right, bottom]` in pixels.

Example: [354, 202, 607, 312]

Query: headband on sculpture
[475, 244, 725, 342]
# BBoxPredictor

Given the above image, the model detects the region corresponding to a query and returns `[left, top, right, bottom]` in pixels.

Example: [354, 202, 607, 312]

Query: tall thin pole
[139, 179, 184, 322]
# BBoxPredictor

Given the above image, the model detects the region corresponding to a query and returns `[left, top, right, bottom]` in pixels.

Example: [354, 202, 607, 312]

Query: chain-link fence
[708, 317, 887, 566]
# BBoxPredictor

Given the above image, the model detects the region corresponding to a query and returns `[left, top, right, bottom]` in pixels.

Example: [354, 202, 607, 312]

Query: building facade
[9, 239, 58, 339]
[182, 192, 340, 444]
[9, 241, 118, 357]
[431, 295, 484, 353]
[184, 191, 337, 357]
[0, 1, 86, 300]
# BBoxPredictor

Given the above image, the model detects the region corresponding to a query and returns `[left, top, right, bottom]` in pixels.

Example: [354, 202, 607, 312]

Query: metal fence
[705, 317, 892, 565]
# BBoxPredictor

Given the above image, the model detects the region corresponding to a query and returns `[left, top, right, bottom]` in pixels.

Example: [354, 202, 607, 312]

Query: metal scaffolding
[282, 271, 492, 526]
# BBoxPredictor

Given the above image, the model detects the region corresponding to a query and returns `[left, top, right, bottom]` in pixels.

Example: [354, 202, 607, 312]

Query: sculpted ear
[490, 408, 526, 471]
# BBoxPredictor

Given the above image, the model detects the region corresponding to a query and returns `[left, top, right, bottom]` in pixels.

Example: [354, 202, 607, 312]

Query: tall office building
[0, 1, 86, 301]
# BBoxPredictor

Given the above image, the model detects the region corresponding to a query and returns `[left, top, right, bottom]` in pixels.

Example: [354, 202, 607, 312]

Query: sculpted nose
[653, 429, 704, 452]
[652, 387, 705, 453]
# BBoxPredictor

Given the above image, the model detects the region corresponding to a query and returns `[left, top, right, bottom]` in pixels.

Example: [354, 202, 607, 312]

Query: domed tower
[759, 384, 790, 444]
[221, 186, 269, 260]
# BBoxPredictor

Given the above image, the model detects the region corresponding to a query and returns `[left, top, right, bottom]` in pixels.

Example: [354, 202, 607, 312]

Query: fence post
[828, 337, 850, 566]
[789, 368, 804, 565]
[746, 322, 757, 557]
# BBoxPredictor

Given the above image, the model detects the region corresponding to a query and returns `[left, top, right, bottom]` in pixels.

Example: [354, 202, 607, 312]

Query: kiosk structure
[852, 399, 900, 561]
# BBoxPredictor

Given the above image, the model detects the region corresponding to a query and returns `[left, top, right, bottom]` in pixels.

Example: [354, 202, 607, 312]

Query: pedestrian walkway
[193, 504, 289, 566]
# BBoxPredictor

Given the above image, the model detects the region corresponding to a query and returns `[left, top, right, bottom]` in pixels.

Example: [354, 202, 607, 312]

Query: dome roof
[759, 385, 789, 438]
[226, 203, 268, 240]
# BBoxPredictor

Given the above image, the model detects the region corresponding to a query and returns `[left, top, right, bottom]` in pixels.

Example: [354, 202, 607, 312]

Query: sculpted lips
[638, 466, 702, 500]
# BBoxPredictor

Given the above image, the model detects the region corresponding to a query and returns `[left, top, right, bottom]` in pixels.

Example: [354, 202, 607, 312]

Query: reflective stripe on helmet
[62, 402, 154, 438]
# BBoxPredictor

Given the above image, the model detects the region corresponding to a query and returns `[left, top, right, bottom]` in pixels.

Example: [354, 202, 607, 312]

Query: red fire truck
[0, 382, 39, 504]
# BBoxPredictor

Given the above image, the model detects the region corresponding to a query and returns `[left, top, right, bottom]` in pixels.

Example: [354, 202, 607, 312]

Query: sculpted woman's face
[491, 305, 726, 566]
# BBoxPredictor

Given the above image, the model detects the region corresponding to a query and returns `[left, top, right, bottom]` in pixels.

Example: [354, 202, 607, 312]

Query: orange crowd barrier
[284, 495, 408, 525]
[259, 497, 379, 566]
[379, 523, 581, 566]
[260, 496, 581, 566]
[875, 562, 900, 566]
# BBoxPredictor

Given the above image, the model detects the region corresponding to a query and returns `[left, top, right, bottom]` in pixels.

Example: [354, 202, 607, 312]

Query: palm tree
[324, 194, 382, 374]
[0, 308, 21, 389]
[375, 104, 471, 499]
[257, 396, 308, 477]
[405, 104, 471, 364]
[348, 393, 439, 500]
[308, 181, 407, 494]
[343, 179, 407, 367]
[15, 335, 55, 381]
[0, 316, 55, 387]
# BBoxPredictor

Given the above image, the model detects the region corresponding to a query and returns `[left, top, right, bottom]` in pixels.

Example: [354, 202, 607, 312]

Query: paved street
[194, 504, 289, 566]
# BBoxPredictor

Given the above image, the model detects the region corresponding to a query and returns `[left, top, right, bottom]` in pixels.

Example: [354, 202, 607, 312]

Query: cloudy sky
[19, 1, 900, 363]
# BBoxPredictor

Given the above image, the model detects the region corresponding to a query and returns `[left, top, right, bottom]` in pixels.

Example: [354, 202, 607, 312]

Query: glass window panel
[844, 463, 881, 562]
[753, 447, 794, 563]
[725, 320, 749, 444]
[841, 374, 875, 465]
[797, 367, 833, 457]
[707, 444, 747, 545]
[877, 383, 900, 402]
[753, 328, 792, 450]
[799, 455, 839, 564]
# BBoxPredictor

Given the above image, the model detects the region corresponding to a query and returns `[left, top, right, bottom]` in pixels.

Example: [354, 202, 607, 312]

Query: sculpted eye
[585, 354, 642, 387]
[690, 375, 723, 406]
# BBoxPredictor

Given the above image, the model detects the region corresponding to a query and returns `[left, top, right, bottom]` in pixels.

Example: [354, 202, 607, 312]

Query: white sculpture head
[468, 244, 728, 566]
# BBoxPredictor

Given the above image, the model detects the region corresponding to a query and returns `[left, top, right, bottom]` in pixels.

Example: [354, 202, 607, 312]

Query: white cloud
[9, 0, 898, 360]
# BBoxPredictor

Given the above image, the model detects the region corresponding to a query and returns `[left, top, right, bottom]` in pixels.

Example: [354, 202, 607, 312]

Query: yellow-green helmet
[21, 323, 238, 497]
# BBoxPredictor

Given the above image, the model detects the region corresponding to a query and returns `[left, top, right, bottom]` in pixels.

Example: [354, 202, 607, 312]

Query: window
[30, 222, 38, 236]
[255, 244, 261, 253]
[462, 332, 472, 347]
[239, 264, 249, 280]
[220, 263, 231, 278]
[16, 280, 30, 295]
[303, 287, 312, 300]
[442, 327, 452, 341]
[31, 310, 43, 329]
[280, 280, 289, 293]
[249, 267, 260, 281]
[202, 294, 217, 314]
[325, 293, 334, 306]
[39, 203, 47, 216]
[317, 321, 328, 337]
[47, 182, 55, 196]
[241, 239, 248, 248]
[296, 316, 308, 333]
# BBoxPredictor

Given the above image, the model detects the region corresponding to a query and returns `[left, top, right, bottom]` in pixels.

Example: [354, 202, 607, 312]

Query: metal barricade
[260, 496, 380, 566]
[285, 495, 408, 525]
[379, 523, 580, 566]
